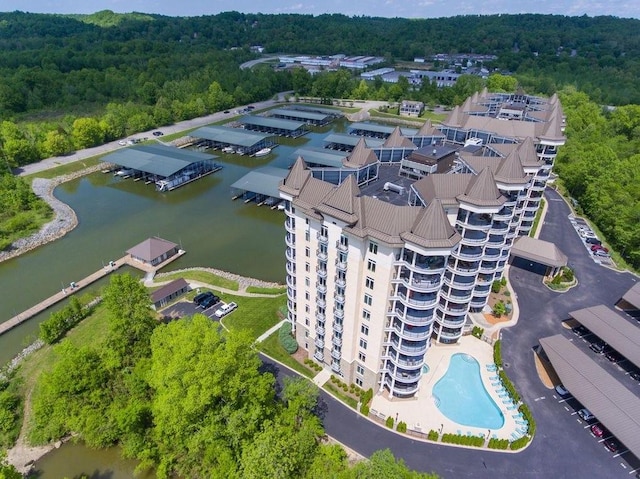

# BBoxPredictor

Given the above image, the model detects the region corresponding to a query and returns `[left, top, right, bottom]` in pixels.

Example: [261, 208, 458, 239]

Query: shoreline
[0, 164, 108, 265]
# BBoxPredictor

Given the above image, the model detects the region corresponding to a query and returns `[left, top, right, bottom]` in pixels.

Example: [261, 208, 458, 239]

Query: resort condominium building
[279, 89, 565, 398]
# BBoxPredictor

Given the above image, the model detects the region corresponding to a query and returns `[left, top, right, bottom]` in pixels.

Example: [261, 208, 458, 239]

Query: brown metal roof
[416, 119, 445, 137]
[412, 173, 472, 206]
[539, 334, 640, 459]
[382, 127, 417, 149]
[568, 305, 640, 368]
[511, 236, 568, 268]
[343, 138, 378, 168]
[279, 156, 312, 196]
[126, 237, 178, 262]
[400, 199, 461, 249]
[456, 167, 506, 208]
[316, 175, 360, 224]
[495, 151, 528, 185]
[621, 283, 640, 310]
[151, 278, 189, 303]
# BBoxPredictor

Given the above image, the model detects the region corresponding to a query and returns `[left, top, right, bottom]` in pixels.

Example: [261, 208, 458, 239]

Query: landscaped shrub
[278, 321, 298, 354]
[472, 326, 484, 339]
[39, 296, 92, 344]
[385, 416, 394, 429]
[360, 388, 373, 406]
[493, 300, 507, 317]
[561, 267, 575, 282]
[428, 430, 439, 441]
[493, 340, 502, 367]
[491, 280, 502, 293]
[441, 433, 484, 447]
[519, 403, 536, 436]
[488, 438, 510, 449]
[397, 421, 407, 433]
[510, 437, 529, 450]
[361, 404, 370, 416]
[498, 370, 521, 403]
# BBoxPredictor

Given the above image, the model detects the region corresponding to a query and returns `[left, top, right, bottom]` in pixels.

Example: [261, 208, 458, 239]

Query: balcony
[436, 316, 466, 328]
[335, 277, 346, 288]
[314, 351, 324, 362]
[285, 233, 295, 248]
[335, 257, 348, 271]
[331, 361, 341, 373]
[332, 336, 342, 347]
[333, 308, 344, 320]
[286, 261, 296, 276]
[316, 325, 325, 336]
[333, 321, 344, 333]
[389, 356, 423, 369]
[452, 248, 483, 261]
[389, 369, 422, 383]
[448, 260, 479, 274]
[336, 240, 348, 252]
[385, 379, 419, 396]
[490, 222, 509, 233]
[442, 275, 475, 289]
[316, 311, 325, 323]
[396, 291, 438, 308]
[285, 218, 295, 234]
[316, 249, 328, 262]
[460, 232, 487, 245]
[390, 338, 428, 355]
[286, 276, 296, 289]
[459, 213, 493, 230]
[440, 289, 472, 303]
[315, 338, 324, 349]
[331, 349, 341, 360]
[285, 248, 296, 262]
[316, 282, 327, 294]
[316, 298, 326, 309]
[437, 329, 463, 340]
[386, 322, 431, 341]
[483, 249, 501, 260]
[439, 302, 469, 315]
[335, 293, 345, 305]
[470, 298, 488, 308]
[317, 231, 328, 245]
[389, 308, 434, 327]
[317, 269, 327, 279]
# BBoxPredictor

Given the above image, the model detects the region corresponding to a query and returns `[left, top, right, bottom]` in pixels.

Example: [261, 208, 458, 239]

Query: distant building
[151, 278, 189, 310]
[410, 70, 461, 88]
[399, 100, 425, 118]
[126, 237, 180, 267]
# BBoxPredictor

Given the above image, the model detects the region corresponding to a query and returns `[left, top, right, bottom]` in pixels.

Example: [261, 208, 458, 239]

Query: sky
[1, 0, 639, 19]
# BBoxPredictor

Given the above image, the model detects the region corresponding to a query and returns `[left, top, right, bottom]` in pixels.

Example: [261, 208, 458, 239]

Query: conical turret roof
[383, 127, 417, 148]
[457, 167, 505, 207]
[400, 199, 460, 248]
[279, 156, 311, 196]
[343, 138, 378, 168]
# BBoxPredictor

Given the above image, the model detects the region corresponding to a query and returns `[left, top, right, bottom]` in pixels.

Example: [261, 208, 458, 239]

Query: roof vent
[383, 182, 405, 194]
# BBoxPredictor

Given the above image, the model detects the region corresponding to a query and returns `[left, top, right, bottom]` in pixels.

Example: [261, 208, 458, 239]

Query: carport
[539, 335, 640, 459]
[510, 236, 567, 276]
[568, 305, 640, 368]
[617, 282, 640, 312]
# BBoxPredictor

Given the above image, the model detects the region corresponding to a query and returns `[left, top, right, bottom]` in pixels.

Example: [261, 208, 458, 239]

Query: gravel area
[0, 164, 107, 264]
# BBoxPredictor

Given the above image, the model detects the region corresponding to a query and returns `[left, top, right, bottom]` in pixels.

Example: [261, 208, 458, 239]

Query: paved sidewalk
[256, 319, 285, 343]
[312, 368, 333, 387]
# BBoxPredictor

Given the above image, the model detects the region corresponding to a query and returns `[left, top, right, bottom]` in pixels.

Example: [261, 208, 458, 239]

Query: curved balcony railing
[470, 298, 488, 308]
[442, 276, 475, 290]
[389, 369, 422, 383]
[285, 219, 295, 234]
[285, 233, 295, 248]
[386, 322, 431, 341]
[440, 289, 472, 303]
[438, 302, 469, 315]
[460, 234, 487, 245]
[285, 248, 296, 262]
[483, 250, 501, 261]
[490, 222, 509, 233]
[395, 291, 438, 308]
[384, 378, 420, 396]
[436, 317, 466, 328]
[389, 308, 435, 327]
[389, 338, 428, 355]
[452, 248, 483, 261]
[286, 276, 296, 289]
[388, 355, 423, 369]
[395, 276, 442, 293]
[286, 261, 296, 276]
[437, 329, 463, 340]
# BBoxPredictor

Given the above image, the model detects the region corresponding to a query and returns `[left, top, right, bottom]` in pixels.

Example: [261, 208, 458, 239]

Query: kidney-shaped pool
[432, 353, 505, 429]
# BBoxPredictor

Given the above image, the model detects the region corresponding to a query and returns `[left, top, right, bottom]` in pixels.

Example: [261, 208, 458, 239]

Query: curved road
[266, 187, 638, 479]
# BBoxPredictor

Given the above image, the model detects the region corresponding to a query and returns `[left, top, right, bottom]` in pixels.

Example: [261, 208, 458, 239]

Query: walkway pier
[0, 250, 185, 337]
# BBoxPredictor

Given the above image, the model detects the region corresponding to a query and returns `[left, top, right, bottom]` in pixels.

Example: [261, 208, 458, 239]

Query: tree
[102, 274, 157, 369]
[71, 117, 104, 150]
[41, 130, 72, 157]
[486, 73, 517, 92]
[147, 316, 276, 478]
[349, 449, 439, 478]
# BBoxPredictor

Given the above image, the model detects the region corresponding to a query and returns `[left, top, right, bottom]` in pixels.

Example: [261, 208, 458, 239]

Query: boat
[114, 168, 134, 177]
[222, 146, 235, 154]
[254, 147, 272, 157]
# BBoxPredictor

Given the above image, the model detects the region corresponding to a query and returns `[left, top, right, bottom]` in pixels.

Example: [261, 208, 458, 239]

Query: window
[356, 364, 364, 375]
[305, 305, 310, 313]
[365, 277, 374, 289]
[305, 291, 310, 301]
[305, 247, 310, 258]
[305, 317, 309, 326]
[305, 231, 310, 242]
[355, 378, 363, 387]
[359, 338, 367, 349]
[362, 310, 370, 321]
[305, 262, 310, 272]
[358, 352, 366, 362]
[367, 259, 376, 272]
[369, 242, 378, 254]
[364, 294, 372, 306]
[305, 277, 310, 287]
[361, 325, 369, 336]
[305, 330, 309, 338]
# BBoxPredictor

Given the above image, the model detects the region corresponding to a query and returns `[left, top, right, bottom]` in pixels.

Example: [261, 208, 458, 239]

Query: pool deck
[370, 335, 525, 442]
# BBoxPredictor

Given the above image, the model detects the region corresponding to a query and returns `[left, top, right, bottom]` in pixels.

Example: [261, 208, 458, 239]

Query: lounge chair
[489, 375, 499, 380]
[516, 420, 528, 426]
[510, 432, 520, 441]
[507, 405, 517, 411]
[486, 364, 497, 371]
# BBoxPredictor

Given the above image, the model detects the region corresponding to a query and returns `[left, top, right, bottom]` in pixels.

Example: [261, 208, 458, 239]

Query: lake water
[1, 119, 348, 477]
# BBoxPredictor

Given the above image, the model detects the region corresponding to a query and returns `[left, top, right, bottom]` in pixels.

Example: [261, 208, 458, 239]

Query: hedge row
[304, 358, 322, 372]
[329, 375, 364, 397]
[278, 321, 298, 354]
[427, 430, 439, 441]
[498, 370, 521, 404]
[441, 433, 484, 447]
[488, 438, 510, 450]
[360, 388, 373, 416]
[39, 296, 92, 344]
[493, 340, 502, 367]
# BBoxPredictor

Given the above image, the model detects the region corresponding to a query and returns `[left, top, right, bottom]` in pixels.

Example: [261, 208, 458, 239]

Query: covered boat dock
[269, 108, 334, 126]
[239, 115, 307, 138]
[323, 133, 384, 151]
[101, 144, 221, 192]
[290, 147, 347, 168]
[230, 166, 290, 207]
[285, 104, 344, 118]
[190, 125, 274, 156]
[349, 122, 418, 139]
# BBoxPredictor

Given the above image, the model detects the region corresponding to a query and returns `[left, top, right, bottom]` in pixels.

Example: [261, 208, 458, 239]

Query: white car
[214, 302, 238, 318]
[118, 140, 127, 146]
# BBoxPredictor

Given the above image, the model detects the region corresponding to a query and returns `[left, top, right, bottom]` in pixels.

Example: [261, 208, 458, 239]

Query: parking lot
[161, 299, 222, 322]
[569, 214, 614, 266]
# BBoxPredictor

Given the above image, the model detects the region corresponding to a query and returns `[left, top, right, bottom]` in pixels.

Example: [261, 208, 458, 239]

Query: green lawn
[245, 285, 287, 295]
[323, 383, 358, 409]
[256, 332, 316, 379]
[24, 156, 104, 181]
[157, 270, 239, 291]
[219, 293, 286, 340]
[529, 198, 546, 238]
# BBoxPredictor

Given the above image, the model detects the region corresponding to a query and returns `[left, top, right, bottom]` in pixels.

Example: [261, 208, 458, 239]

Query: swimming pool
[432, 353, 505, 429]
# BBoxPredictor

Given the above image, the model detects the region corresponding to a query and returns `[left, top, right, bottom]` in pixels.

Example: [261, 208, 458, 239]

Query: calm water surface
[2, 120, 348, 477]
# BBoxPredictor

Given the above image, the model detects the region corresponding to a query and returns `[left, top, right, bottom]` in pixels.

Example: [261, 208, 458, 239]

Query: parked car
[590, 423, 609, 438]
[199, 294, 220, 310]
[223, 110, 230, 113]
[214, 301, 238, 318]
[605, 350, 623, 363]
[585, 237, 602, 245]
[152, 130, 164, 137]
[578, 408, 595, 422]
[572, 324, 589, 337]
[591, 244, 609, 253]
[555, 384, 570, 397]
[193, 291, 213, 306]
[604, 437, 620, 453]
[629, 370, 640, 382]
[590, 341, 607, 354]
[246, 105, 255, 110]
[580, 229, 597, 239]
[118, 140, 127, 146]
[593, 249, 611, 258]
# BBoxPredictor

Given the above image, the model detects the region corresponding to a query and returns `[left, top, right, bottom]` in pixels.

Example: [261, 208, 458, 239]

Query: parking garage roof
[510, 236, 568, 268]
[568, 304, 640, 368]
[539, 334, 640, 459]
[621, 282, 640, 310]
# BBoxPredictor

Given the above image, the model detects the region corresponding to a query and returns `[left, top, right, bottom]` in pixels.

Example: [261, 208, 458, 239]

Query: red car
[590, 423, 608, 438]
[591, 244, 609, 253]
[604, 438, 620, 453]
